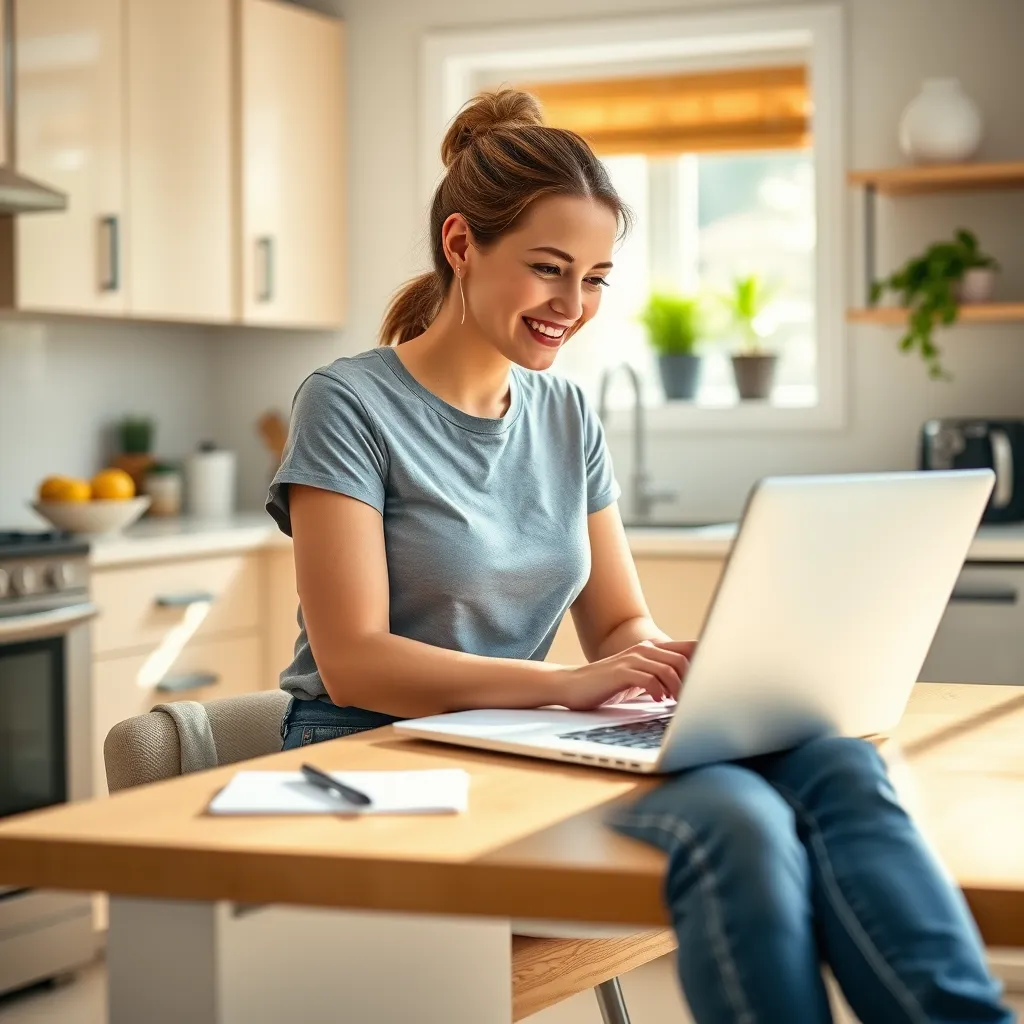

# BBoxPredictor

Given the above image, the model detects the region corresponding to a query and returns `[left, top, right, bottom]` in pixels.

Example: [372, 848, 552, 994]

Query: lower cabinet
[547, 556, 726, 664]
[91, 633, 263, 798]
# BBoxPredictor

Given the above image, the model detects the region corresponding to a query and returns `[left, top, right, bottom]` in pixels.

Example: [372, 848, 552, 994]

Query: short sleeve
[577, 387, 621, 515]
[266, 370, 388, 535]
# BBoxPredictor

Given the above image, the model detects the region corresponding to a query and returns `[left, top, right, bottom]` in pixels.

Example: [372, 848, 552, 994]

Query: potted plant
[112, 415, 156, 493]
[723, 274, 778, 400]
[639, 292, 704, 401]
[871, 229, 999, 381]
[872, 228, 999, 380]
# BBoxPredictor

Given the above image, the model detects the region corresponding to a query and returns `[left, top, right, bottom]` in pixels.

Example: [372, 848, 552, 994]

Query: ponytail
[378, 271, 446, 347]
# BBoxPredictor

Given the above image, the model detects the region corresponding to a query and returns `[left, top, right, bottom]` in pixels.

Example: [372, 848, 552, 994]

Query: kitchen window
[554, 148, 817, 414]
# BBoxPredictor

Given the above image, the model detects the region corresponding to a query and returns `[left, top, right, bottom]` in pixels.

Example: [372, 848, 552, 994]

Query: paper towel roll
[186, 447, 236, 519]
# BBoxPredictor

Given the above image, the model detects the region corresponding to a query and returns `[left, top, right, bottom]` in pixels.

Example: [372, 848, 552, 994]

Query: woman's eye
[586, 276, 610, 289]
[531, 264, 560, 276]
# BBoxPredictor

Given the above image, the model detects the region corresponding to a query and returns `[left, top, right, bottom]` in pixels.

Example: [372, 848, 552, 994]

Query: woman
[267, 88, 1011, 1023]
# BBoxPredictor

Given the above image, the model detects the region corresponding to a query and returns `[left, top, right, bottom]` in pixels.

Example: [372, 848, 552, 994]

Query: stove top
[0, 530, 89, 560]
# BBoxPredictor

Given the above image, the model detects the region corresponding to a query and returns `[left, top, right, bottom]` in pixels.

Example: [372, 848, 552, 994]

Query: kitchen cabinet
[15, 0, 127, 314]
[10, 0, 344, 328]
[126, 0, 234, 321]
[90, 550, 273, 799]
[241, 0, 345, 328]
[265, 544, 300, 688]
[546, 556, 725, 664]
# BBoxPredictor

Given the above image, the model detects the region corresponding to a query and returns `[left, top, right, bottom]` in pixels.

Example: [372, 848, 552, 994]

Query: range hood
[0, 0, 66, 213]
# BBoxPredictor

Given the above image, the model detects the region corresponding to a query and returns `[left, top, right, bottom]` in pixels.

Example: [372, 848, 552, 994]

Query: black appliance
[920, 419, 1024, 524]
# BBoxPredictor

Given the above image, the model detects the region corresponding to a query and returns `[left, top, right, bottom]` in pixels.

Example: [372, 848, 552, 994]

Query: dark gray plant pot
[657, 354, 702, 401]
[731, 353, 778, 401]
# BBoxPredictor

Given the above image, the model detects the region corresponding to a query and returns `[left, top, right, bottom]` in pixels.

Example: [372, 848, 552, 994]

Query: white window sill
[604, 398, 845, 434]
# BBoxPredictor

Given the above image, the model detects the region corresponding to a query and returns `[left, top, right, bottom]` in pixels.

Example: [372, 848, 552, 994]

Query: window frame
[421, 4, 846, 433]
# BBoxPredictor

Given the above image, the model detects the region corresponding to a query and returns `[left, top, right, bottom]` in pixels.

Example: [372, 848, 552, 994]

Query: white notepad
[208, 769, 470, 816]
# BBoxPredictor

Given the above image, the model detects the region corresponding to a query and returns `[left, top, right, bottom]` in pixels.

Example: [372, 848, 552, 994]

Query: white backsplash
[0, 319, 216, 528]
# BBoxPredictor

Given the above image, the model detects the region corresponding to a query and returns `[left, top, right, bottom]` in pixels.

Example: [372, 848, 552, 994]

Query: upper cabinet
[126, 0, 234, 322]
[241, 0, 345, 328]
[11, 0, 345, 329]
[16, 0, 127, 315]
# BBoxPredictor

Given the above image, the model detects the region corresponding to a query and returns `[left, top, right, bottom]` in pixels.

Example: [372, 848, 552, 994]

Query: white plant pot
[898, 78, 983, 164]
[956, 267, 997, 304]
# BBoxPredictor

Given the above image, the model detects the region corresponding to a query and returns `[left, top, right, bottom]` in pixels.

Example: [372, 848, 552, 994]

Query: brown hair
[378, 87, 632, 347]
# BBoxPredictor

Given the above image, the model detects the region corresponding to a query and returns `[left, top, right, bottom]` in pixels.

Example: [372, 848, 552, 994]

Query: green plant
[721, 274, 777, 354]
[871, 228, 999, 381]
[638, 292, 703, 356]
[118, 416, 154, 455]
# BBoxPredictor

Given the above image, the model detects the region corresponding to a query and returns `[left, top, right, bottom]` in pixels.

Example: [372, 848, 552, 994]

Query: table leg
[108, 897, 514, 1023]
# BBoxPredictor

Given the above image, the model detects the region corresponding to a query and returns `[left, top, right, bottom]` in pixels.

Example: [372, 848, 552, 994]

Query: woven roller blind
[521, 65, 811, 156]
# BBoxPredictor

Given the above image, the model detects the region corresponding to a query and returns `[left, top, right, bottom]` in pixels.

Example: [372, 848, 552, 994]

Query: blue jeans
[280, 696, 401, 750]
[609, 736, 1012, 1024]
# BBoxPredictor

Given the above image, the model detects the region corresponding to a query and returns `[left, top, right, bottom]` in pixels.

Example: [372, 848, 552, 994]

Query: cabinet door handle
[155, 590, 215, 608]
[100, 215, 120, 292]
[155, 671, 220, 693]
[256, 236, 274, 302]
[950, 587, 1018, 605]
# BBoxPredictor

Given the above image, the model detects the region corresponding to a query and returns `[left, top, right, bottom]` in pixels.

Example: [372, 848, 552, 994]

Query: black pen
[300, 763, 373, 807]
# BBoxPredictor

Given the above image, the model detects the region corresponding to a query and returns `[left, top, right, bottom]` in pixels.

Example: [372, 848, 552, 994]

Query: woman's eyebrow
[527, 245, 613, 270]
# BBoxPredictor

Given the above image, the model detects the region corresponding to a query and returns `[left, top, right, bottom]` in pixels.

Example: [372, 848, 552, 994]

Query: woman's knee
[612, 766, 809, 913]
[776, 735, 898, 813]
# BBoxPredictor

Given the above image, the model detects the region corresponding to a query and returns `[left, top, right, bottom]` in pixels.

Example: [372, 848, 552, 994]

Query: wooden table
[1, 683, 1023, 1022]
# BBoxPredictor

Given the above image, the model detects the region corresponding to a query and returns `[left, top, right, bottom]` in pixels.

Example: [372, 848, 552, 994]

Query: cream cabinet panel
[92, 553, 262, 657]
[16, 0, 127, 314]
[91, 634, 263, 797]
[265, 545, 299, 690]
[241, 0, 345, 327]
[125, 0, 233, 321]
[546, 556, 725, 665]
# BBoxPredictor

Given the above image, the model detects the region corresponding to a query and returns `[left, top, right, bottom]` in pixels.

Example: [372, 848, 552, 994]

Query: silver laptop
[394, 470, 994, 774]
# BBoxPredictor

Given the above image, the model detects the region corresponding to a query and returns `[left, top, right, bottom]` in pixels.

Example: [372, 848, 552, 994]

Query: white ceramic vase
[898, 78, 983, 163]
[956, 267, 997, 304]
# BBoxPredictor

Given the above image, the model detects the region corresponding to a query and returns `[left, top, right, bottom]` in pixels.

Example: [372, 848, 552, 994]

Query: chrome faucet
[596, 363, 676, 522]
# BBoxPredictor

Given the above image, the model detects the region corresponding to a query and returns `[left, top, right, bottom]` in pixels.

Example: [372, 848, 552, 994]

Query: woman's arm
[570, 503, 680, 659]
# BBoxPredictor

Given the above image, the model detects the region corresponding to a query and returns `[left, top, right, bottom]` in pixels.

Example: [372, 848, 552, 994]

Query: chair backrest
[104, 689, 291, 794]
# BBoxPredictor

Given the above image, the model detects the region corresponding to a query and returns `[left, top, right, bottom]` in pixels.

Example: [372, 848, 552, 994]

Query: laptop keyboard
[558, 715, 673, 750]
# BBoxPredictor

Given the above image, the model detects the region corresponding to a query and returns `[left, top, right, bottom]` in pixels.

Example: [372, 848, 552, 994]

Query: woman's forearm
[594, 615, 670, 660]
[316, 631, 568, 718]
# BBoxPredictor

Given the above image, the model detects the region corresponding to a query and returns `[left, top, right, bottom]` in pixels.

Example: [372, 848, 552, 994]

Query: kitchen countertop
[89, 514, 1024, 567]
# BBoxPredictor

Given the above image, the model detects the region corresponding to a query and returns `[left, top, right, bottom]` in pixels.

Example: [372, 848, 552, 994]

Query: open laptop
[394, 470, 994, 774]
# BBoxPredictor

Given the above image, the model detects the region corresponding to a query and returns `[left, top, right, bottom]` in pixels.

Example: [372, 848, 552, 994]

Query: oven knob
[45, 562, 75, 591]
[0, 568, 9, 599]
[10, 565, 38, 596]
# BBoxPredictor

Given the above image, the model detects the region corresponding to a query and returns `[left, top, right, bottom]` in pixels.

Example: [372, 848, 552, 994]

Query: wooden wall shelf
[848, 303, 1024, 325]
[848, 161, 1024, 196]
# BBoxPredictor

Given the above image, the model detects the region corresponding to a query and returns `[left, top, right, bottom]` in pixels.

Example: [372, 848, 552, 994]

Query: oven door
[0, 602, 98, 822]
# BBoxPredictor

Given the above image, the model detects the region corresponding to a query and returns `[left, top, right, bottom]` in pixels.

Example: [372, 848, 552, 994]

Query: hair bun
[440, 87, 544, 169]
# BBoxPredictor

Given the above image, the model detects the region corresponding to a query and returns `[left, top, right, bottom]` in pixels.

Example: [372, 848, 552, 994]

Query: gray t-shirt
[266, 346, 620, 703]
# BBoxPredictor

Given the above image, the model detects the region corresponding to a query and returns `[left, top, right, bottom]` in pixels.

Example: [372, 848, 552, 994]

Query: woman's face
[459, 195, 618, 372]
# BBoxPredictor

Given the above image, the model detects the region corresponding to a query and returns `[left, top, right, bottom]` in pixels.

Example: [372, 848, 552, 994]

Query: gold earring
[458, 270, 466, 325]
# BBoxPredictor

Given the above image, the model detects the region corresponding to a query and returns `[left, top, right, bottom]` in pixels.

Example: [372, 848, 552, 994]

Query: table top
[2, 683, 1024, 941]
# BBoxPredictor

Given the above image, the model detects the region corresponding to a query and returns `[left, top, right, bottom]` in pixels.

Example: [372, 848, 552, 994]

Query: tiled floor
[0, 961, 105, 1024]
[2, 955, 1022, 1023]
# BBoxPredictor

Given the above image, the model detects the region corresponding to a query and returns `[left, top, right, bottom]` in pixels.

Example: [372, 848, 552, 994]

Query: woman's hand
[555, 640, 697, 712]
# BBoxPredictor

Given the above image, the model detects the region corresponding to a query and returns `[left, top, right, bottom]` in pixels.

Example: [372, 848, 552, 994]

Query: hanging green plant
[870, 229, 999, 380]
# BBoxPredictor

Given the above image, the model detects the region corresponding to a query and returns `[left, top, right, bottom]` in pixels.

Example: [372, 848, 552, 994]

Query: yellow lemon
[90, 468, 136, 501]
[38, 475, 73, 502]
[40, 477, 92, 503]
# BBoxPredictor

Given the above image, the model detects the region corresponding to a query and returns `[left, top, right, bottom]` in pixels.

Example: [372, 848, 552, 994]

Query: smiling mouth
[522, 317, 568, 347]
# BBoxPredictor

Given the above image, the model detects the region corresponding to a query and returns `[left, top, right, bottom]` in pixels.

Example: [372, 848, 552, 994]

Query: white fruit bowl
[31, 496, 151, 535]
